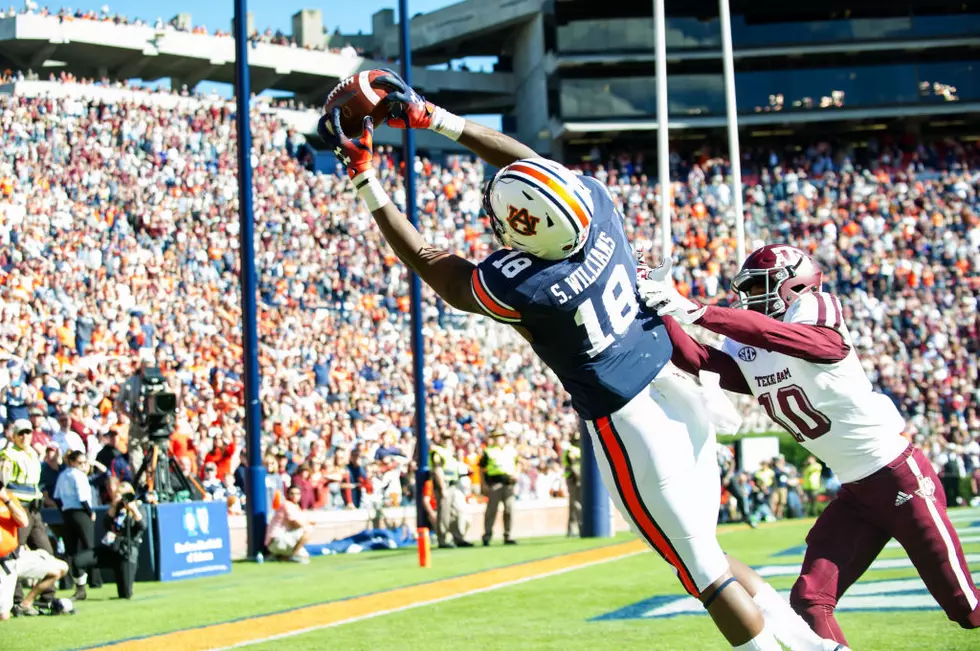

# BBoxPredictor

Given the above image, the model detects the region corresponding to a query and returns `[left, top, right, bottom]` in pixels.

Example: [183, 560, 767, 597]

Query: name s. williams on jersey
[549, 230, 617, 305]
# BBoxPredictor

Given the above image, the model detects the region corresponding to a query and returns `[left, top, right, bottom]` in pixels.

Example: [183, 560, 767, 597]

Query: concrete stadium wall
[227, 499, 631, 559]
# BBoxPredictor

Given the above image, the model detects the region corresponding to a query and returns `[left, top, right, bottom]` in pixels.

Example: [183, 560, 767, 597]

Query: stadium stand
[0, 4, 372, 56]
[0, 73, 977, 518]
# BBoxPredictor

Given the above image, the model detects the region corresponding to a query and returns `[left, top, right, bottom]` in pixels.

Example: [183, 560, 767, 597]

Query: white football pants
[585, 365, 731, 596]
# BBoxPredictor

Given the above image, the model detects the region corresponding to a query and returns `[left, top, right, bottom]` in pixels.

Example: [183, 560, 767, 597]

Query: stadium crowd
[0, 78, 978, 524]
[0, 3, 373, 58]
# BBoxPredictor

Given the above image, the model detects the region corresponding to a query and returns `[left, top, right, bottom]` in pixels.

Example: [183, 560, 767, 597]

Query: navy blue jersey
[470, 176, 671, 419]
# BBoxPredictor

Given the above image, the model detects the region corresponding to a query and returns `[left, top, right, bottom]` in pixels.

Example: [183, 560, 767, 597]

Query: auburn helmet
[731, 245, 823, 318]
[483, 158, 594, 261]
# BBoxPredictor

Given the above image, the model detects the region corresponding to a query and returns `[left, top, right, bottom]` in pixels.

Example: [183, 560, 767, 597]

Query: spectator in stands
[289, 463, 316, 511]
[95, 429, 133, 504]
[201, 461, 222, 499]
[39, 444, 62, 507]
[0, 77, 976, 526]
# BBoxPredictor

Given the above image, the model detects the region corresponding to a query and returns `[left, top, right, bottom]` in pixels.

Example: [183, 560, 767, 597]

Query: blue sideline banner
[155, 501, 232, 582]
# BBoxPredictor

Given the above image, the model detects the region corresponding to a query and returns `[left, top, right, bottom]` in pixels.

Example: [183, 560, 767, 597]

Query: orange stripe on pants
[595, 416, 701, 597]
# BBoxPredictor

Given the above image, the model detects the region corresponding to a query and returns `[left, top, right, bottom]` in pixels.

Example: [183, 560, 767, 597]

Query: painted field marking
[755, 553, 980, 578]
[595, 571, 980, 621]
[91, 540, 646, 651]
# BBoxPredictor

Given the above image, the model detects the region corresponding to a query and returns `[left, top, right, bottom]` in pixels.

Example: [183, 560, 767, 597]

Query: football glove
[636, 259, 706, 324]
[374, 70, 437, 130]
[318, 108, 375, 180]
[374, 69, 465, 140]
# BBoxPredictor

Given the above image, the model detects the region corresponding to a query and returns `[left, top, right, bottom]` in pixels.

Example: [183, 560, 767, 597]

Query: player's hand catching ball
[636, 259, 706, 324]
[318, 108, 375, 180]
[374, 69, 466, 141]
[318, 107, 390, 212]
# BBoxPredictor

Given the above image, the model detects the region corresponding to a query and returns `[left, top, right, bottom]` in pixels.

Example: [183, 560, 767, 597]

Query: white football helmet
[483, 158, 594, 261]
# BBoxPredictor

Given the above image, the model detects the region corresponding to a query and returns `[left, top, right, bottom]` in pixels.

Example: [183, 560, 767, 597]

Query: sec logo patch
[738, 346, 757, 362]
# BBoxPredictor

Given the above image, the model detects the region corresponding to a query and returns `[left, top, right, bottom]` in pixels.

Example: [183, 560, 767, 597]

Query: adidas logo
[895, 491, 914, 506]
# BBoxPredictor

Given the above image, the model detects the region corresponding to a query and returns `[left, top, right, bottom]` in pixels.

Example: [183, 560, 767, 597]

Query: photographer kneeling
[74, 482, 144, 600]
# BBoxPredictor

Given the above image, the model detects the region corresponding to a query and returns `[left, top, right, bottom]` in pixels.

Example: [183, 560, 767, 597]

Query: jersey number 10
[573, 264, 639, 357]
[758, 384, 832, 442]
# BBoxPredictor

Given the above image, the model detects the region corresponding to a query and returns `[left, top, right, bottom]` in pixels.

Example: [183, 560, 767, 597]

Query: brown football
[323, 70, 390, 138]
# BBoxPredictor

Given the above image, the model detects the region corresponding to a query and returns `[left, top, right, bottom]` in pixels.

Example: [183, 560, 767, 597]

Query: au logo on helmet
[506, 205, 540, 236]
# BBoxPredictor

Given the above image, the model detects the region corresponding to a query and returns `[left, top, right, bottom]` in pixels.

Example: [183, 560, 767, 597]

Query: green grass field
[2, 509, 978, 651]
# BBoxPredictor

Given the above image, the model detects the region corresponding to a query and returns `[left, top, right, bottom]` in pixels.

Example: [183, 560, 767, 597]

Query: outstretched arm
[694, 305, 848, 363]
[638, 265, 849, 364]
[370, 200, 480, 314]
[322, 110, 533, 341]
[377, 70, 538, 168]
[456, 120, 538, 169]
[662, 317, 752, 394]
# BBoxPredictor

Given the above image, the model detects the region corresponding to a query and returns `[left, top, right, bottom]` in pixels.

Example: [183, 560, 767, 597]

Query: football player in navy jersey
[318, 71, 842, 651]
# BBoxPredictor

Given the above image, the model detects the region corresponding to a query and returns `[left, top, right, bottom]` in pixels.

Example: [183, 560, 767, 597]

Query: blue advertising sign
[154, 501, 232, 582]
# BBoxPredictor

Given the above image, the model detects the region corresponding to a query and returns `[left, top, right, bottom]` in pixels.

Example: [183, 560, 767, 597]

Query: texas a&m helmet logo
[769, 245, 800, 268]
[738, 346, 757, 362]
[506, 205, 540, 237]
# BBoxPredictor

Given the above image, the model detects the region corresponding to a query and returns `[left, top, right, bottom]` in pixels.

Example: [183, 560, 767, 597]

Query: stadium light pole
[233, 0, 267, 560]
[398, 0, 430, 534]
[719, 0, 746, 266]
[654, 0, 671, 262]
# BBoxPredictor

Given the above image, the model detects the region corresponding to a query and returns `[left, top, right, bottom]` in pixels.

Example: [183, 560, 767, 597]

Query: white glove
[636, 259, 706, 324]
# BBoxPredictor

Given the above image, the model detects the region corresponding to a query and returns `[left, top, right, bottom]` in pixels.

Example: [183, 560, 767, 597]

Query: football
[322, 70, 391, 138]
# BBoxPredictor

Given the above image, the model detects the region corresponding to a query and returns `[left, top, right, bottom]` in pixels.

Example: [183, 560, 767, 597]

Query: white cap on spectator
[12, 419, 33, 434]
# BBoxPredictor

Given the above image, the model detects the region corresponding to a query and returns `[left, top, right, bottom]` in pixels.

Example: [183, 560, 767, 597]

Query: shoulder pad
[785, 292, 844, 331]
[470, 250, 531, 324]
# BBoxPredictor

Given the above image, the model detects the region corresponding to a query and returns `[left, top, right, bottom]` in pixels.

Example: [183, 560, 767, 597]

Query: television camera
[131, 366, 201, 503]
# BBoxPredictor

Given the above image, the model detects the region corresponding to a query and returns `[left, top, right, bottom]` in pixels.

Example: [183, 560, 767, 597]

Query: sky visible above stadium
[65, 1, 459, 36]
[59, 1, 501, 126]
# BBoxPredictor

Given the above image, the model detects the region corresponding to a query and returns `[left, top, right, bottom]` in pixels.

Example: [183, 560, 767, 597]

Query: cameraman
[115, 355, 178, 483]
[114, 357, 153, 475]
[74, 482, 145, 600]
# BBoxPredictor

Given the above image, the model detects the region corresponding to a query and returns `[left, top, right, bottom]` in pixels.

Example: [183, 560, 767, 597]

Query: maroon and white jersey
[718, 292, 908, 483]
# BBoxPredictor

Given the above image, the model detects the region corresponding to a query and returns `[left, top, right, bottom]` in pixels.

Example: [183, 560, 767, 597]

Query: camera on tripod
[130, 365, 201, 503]
[138, 366, 177, 442]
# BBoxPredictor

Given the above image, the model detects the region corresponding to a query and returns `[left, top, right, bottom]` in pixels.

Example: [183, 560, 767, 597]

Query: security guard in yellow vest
[801, 456, 824, 517]
[0, 418, 56, 607]
[430, 436, 472, 549]
[563, 433, 582, 537]
[480, 431, 518, 546]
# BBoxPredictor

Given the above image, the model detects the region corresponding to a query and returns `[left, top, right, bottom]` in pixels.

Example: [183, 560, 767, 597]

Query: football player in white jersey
[638, 244, 980, 647]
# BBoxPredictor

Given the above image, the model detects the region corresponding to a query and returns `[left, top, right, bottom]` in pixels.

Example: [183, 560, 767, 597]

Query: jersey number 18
[573, 264, 639, 357]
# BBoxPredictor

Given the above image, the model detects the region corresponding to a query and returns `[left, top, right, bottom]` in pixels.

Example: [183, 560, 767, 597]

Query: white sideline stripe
[907, 455, 979, 612]
[210, 550, 645, 650]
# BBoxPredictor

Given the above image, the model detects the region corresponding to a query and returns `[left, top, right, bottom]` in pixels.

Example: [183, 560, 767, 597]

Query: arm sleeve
[662, 317, 752, 395]
[470, 253, 525, 324]
[695, 298, 849, 364]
